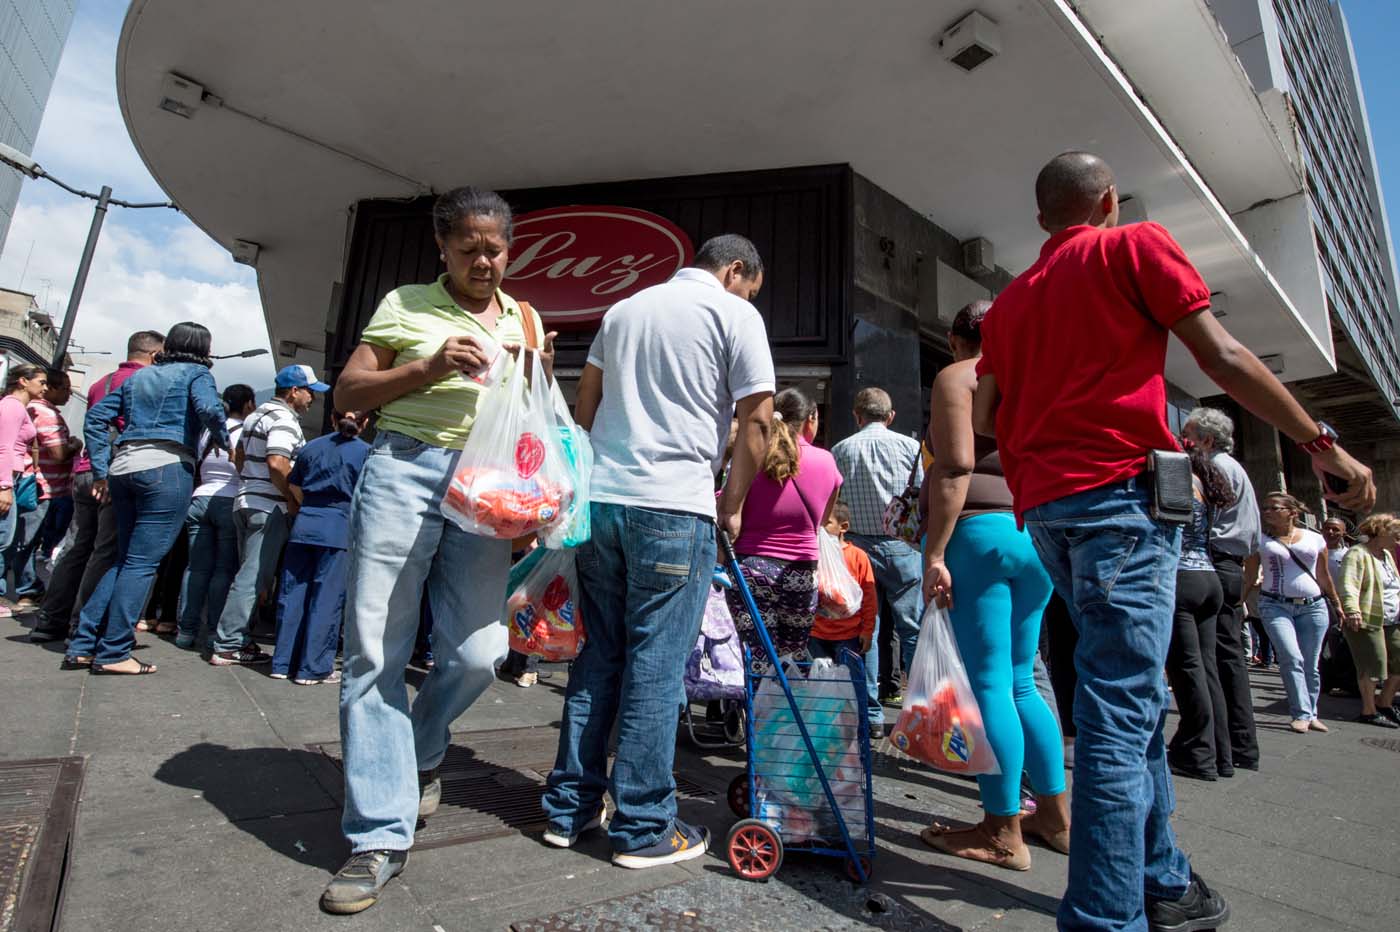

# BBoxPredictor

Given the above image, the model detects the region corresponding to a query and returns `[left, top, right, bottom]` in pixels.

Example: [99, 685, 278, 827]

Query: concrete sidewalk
[4, 607, 1397, 931]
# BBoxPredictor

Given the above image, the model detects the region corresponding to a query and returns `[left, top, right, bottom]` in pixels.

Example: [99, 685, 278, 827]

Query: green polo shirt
[360, 276, 542, 449]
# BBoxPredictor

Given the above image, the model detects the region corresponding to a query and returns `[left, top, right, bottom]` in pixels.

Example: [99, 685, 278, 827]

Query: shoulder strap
[1282, 538, 1321, 588]
[518, 301, 539, 350]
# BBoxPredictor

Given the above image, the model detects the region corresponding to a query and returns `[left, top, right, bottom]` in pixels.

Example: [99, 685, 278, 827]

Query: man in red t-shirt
[972, 152, 1373, 932]
[29, 330, 164, 643]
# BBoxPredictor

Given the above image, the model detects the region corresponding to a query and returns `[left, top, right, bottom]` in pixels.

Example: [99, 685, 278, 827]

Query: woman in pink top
[725, 388, 842, 658]
[0, 364, 44, 614]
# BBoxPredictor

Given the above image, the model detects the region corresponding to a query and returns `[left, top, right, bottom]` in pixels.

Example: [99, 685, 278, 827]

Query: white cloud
[28, 12, 170, 203]
[0, 200, 274, 389]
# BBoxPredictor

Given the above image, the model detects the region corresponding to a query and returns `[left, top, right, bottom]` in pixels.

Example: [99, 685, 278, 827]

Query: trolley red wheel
[727, 775, 750, 818]
[845, 854, 873, 884]
[727, 819, 783, 881]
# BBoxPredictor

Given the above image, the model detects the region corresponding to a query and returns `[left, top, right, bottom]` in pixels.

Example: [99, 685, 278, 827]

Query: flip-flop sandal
[135, 620, 156, 632]
[60, 656, 93, 670]
[90, 660, 157, 675]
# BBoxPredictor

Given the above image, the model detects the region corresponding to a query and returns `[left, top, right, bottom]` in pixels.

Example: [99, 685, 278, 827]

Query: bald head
[1036, 152, 1117, 231]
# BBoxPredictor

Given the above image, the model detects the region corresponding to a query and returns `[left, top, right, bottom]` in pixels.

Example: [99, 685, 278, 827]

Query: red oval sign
[504, 206, 694, 328]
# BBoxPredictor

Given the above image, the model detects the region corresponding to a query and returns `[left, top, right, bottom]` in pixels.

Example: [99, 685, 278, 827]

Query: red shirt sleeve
[1117, 223, 1211, 329]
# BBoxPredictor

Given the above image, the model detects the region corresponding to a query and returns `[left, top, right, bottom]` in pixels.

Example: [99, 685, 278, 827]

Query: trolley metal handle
[719, 530, 867, 881]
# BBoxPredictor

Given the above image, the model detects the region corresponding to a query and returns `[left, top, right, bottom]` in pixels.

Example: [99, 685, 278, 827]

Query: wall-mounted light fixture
[1259, 354, 1285, 375]
[938, 12, 1001, 72]
[1209, 292, 1229, 318]
[231, 239, 260, 267]
[158, 73, 205, 119]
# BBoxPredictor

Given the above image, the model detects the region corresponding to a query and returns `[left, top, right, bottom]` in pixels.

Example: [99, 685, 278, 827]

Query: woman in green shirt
[321, 187, 555, 914]
[1338, 512, 1400, 728]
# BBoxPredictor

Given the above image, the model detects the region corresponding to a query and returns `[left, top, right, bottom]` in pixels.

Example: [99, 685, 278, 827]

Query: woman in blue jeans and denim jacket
[64, 323, 229, 675]
[1243, 492, 1344, 733]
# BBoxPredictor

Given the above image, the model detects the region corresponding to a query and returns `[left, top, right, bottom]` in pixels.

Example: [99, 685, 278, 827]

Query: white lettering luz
[506, 231, 678, 297]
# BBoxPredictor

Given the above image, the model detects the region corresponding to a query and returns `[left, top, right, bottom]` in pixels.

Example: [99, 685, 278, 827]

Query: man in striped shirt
[11, 370, 82, 609]
[209, 365, 326, 665]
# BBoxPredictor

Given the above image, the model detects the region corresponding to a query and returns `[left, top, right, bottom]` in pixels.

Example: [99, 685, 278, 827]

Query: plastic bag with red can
[442, 348, 574, 540]
[890, 604, 999, 775]
[505, 547, 586, 661]
[815, 529, 863, 619]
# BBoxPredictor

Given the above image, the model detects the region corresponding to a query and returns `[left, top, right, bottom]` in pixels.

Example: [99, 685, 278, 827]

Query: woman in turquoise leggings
[919, 301, 1069, 872]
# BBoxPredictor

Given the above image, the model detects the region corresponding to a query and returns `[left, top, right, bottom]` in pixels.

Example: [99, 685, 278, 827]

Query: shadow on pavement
[154, 742, 347, 872]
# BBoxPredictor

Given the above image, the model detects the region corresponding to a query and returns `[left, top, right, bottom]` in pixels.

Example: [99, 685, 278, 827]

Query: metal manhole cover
[310, 727, 716, 850]
[0, 758, 85, 932]
[1361, 737, 1400, 753]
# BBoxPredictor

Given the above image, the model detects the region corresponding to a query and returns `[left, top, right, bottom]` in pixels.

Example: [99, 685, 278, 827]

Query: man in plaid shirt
[831, 387, 923, 735]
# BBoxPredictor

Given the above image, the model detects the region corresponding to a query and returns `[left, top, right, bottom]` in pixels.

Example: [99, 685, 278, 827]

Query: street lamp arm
[109, 196, 178, 210]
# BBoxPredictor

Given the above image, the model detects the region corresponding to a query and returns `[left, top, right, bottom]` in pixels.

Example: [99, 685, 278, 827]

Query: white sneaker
[542, 802, 609, 848]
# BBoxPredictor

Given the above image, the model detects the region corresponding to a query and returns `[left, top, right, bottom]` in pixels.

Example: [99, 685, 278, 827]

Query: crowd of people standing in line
[6, 154, 1391, 932]
[8, 323, 373, 686]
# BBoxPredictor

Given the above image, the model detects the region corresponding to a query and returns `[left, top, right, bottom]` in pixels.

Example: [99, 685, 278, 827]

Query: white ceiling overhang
[118, 0, 1334, 396]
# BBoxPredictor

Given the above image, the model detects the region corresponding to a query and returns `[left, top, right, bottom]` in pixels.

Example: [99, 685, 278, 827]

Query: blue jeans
[5, 498, 48, 597]
[544, 502, 716, 851]
[1259, 596, 1329, 721]
[1024, 480, 1192, 931]
[67, 463, 194, 665]
[848, 533, 922, 722]
[179, 495, 239, 642]
[340, 431, 511, 853]
[0, 496, 17, 597]
[211, 507, 290, 653]
[945, 513, 1063, 816]
[274, 543, 348, 679]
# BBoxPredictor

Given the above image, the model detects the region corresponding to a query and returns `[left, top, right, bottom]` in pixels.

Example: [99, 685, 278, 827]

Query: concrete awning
[118, 0, 1334, 397]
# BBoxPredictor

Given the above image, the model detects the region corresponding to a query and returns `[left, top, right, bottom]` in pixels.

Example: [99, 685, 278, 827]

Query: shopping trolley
[718, 532, 876, 884]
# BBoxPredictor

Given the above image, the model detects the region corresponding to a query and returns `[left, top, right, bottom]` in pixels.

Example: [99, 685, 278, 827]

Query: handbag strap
[1278, 536, 1321, 589]
[518, 301, 539, 350]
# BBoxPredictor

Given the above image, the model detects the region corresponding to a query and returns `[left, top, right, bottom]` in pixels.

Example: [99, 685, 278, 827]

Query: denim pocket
[373, 430, 428, 459]
[626, 507, 702, 592]
[1065, 526, 1138, 609]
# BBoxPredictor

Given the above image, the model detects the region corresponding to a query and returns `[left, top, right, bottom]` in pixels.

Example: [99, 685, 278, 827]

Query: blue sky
[0, 0, 1397, 394]
[1345, 0, 1400, 262]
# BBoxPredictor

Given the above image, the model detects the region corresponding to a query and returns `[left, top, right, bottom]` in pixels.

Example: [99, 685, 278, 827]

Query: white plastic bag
[505, 548, 585, 661]
[442, 349, 574, 540]
[540, 384, 593, 549]
[815, 530, 863, 619]
[890, 604, 999, 775]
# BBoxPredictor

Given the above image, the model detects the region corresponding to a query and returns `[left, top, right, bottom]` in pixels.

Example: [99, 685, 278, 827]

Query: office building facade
[0, 0, 75, 253]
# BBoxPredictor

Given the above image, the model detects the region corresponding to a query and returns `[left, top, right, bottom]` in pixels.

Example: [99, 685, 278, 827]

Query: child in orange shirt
[808, 502, 877, 663]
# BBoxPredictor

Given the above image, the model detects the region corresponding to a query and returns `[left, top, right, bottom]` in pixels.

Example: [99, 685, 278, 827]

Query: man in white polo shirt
[209, 364, 327, 665]
[543, 234, 774, 868]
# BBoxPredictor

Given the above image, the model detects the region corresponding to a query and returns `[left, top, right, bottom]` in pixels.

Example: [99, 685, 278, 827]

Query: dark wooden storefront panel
[331, 165, 852, 373]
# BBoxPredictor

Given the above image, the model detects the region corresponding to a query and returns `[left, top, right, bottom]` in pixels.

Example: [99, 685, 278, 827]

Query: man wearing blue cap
[209, 364, 327, 665]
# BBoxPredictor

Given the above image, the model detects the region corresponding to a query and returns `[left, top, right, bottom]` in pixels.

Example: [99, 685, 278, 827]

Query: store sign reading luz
[504, 205, 694, 327]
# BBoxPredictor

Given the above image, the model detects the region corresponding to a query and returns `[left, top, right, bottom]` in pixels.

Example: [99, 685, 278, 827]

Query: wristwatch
[1299, 421, 1338, 455]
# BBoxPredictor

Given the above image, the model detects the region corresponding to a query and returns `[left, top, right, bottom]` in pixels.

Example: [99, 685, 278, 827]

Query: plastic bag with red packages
[815, 529, 864, 619]
[505, 547, 586, 661]
[441, 347, 574, 540]
[889, 604, 999, 775]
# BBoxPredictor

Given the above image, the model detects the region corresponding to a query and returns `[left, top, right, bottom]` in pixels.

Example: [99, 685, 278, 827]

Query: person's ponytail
[762, 413, 801, 483]
[761, 388, 817, 483]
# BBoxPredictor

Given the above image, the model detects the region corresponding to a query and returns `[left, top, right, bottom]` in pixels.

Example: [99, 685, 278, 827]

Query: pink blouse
[0, 394, 36, 489]
[734, 436, 843, 562]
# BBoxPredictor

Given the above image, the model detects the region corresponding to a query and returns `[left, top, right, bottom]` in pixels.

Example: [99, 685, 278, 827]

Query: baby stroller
[681, 568, 747, 749]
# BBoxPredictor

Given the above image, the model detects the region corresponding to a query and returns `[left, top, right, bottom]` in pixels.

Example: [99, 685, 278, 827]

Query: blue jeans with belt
[1023, 479, 1192, 932]
[1259, 594, 1329, 721]
[67, 462, 194, 665]
[340, 431, 511, 853]
[544, 502, 716, 851]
